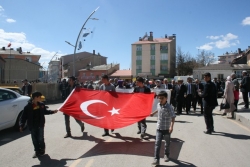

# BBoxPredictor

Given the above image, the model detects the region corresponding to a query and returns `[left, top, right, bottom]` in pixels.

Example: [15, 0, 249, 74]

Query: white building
[193, 64, 250, 80]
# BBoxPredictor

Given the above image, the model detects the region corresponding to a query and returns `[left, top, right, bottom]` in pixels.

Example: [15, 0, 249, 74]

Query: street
[1, 99, 250, 167]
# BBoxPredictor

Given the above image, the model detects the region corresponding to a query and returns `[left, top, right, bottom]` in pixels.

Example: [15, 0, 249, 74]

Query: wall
[193, 69, 234, 80]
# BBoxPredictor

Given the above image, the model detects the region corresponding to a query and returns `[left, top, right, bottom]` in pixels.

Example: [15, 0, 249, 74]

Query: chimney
[238, 48, 241, 54]
[149, 31, 153, 41]
[93, 50, 95, 55]
[139, 37, 142, 41]
[165, 34, 168, 38]
[2, 47, 5, 50]
[248, 46, 250, 49]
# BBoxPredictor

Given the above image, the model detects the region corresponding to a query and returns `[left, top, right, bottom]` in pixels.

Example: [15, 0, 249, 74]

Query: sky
[0, 0, 250, 70]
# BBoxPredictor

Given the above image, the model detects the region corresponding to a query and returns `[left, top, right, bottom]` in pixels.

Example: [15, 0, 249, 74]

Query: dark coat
[185, 83, 196, 97]
[20, 101, 54, 130]
[133, 86, 151, 93]
[175, 84, 186, 102]
[164, 84, 173, 90]
[199, 81, 218, 108]
[21, 83, 32, 96]
[240, 76, 250, 92]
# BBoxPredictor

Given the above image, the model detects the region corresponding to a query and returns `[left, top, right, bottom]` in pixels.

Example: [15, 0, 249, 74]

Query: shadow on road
[212, 132, 250, 140]
[175, 121, 193, 123]
[0, 127, 30, 146]
[71, 132, 105, 143]
[32, 154, 75, 167]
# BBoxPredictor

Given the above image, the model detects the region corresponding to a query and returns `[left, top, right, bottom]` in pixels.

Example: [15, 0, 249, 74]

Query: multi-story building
[61, 50, 107, 79]
[131, 32, 176, 79]
[0, 47, 41, 83]
[48, 59, 60, 83]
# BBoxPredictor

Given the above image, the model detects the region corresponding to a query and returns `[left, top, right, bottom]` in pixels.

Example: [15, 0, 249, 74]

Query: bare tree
[196, 50, 216, 66]
[176, 47, 199, 75]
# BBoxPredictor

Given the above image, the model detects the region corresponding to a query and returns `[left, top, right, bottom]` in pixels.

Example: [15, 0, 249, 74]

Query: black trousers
[138, 119, 147, 134]
[177, 100, 183, 114]
[186, 94, 192, 112]
[193, 97, 203, 113]
[242, 92, 249, 108]
[204, 106, 214, 132]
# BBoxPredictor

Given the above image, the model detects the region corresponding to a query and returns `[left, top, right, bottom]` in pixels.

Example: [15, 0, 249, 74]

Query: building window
[90, 73, 93, 76]
[82, 73, 85, 76]
[136, 55, 142, 60]
[102, 73, 104, 76]
[136, 65, 142, 70]
[150, 65, 155, 69]
[151, 44, 155, 50]
[160, 45, 168, 51]
[218, 74, 224, 80]
[161, 65, 167, 70]
[160, 53, 168, 60]
[136, 45, 142, 51]
[150, 55, 155, 60]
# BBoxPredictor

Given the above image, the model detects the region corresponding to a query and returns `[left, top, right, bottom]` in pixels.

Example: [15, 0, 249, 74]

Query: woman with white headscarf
[222, 76, 236, 117]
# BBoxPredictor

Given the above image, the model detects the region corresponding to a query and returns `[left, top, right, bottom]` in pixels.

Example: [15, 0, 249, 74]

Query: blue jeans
[31, 127, 45, 152]
[154, 129, 171, 160]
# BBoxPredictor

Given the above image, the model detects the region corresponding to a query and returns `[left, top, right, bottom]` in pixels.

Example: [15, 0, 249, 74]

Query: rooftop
[79, 63, 119, 71]
[110, 70, 132, 77]
[195, 64, 250, 70]
[132, 38, 173, 44]
[0, 48, 41, 57]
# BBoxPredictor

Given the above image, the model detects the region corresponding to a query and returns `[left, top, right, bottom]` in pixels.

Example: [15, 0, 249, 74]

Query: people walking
[193, 79, 204, 114]
[221, 76, 236, 117]
[64, 76, 85, 138]
[198, 73, 218, 134]
[151, 91, 175, 166]
[99, 75, 116, 136]
[185, 77, 196, 114]
[19, 92, 58, 158]
[59, 79, 68, 100]
[22, 79, 32, 97]
[133, 77, 151, 138]
[175, 78, 186, 115]
[240, 71, 250, 109]
[231, 73, 239, 113]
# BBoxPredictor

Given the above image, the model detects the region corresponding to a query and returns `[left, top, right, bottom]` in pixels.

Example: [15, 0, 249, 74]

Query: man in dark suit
[170, 80, 176, 109]
[193, 79, 204, 114]
[199, 73, 218, 134]
[133, 77, 151, 138]
[185, 77, 196, 114]
[175, 78, 186, 115]
[240, 71, 250, 109]
[163, 78, 173, 90]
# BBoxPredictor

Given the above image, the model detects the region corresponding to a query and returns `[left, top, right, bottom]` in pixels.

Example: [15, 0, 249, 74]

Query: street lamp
[65, 7, 99, 77]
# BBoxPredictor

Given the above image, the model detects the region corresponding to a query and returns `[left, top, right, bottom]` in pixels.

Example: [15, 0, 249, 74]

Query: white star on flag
[108, 107, 120, 116]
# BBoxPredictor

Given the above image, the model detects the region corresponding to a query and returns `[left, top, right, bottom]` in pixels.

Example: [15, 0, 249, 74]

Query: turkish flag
[58, 89, 155, 129]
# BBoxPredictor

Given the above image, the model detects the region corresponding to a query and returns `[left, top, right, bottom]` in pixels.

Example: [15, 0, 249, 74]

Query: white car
[0, 88, 30, 131]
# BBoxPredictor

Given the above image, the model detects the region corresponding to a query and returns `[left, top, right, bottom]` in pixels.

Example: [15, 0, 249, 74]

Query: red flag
[58, 89, 155, 129]
[7, 43, 11, 47]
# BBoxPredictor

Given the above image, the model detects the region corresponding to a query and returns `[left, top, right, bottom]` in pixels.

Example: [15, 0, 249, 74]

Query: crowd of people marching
[20, 71, 250, 165]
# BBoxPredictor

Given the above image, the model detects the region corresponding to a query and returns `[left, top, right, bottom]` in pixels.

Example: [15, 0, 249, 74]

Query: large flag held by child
[58, 89, 155, 129]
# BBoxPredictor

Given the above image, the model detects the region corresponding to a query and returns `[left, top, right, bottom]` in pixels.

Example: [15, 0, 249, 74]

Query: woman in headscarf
[222, 76, 236, 117]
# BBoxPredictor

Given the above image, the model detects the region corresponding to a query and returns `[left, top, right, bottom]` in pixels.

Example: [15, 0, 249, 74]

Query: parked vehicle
[173, 76, 194, 83]
[0, 86, 46, 102]
[0, 88, 30, 131]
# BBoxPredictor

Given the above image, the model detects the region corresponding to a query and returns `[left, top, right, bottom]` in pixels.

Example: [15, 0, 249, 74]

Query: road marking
[69, 158, 82, 167]
[228, 119, 250, 133]
[85, 159, 94, 167]
[106, 137, 113, 142]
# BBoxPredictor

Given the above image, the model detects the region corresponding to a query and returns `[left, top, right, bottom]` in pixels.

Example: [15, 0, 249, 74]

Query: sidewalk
[214, 95, 250, 129]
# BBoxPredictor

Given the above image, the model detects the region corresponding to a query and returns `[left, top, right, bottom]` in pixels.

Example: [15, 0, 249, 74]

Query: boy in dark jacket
[20, 92, 58, 158]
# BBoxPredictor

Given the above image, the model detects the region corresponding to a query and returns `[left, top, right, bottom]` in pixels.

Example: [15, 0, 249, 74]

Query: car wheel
[14, 111, 27, 131]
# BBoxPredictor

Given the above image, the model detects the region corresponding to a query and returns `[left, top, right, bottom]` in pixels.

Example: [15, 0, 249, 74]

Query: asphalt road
[1, 98, 250, 167]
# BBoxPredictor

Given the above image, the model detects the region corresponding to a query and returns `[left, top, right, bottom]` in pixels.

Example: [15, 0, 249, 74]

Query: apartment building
[131, 32, 176, 79]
